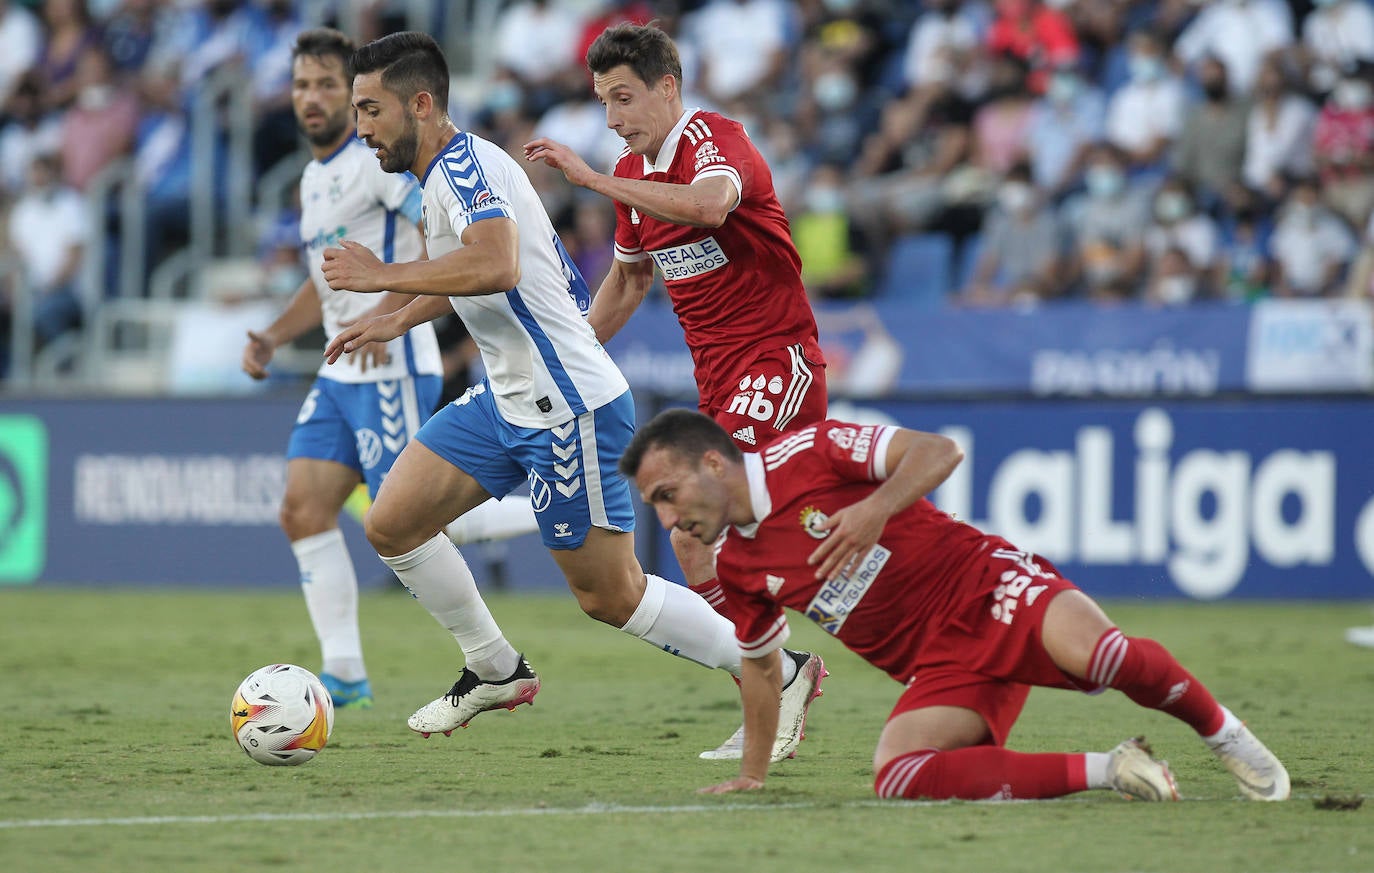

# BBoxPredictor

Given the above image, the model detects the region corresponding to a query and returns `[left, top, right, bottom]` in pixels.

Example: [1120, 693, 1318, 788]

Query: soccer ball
[231, 664, 335, 766]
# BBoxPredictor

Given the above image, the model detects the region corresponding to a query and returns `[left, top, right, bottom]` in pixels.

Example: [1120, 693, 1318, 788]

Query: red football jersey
[611, 109, 822, 407]
[717, 421, 1008, 683]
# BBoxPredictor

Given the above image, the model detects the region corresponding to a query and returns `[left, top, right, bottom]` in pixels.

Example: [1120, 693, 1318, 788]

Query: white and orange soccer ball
[231, 664, 334, 766]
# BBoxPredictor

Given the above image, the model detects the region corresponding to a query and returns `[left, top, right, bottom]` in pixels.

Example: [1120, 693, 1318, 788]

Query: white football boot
[700, 650, 827, 763]
[1106, 737, 1182, 801]
[1206, 721, 1290, 801]
[408, 655, 540, 738]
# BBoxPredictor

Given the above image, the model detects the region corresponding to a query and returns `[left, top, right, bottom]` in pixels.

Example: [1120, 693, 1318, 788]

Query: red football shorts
[706, 342, 827, 449]
[888, 551, 1086, 747]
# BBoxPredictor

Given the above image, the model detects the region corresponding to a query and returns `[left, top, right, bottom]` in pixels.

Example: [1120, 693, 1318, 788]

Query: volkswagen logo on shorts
[355, 428, 383, 469]
[528, 470, 552, 513]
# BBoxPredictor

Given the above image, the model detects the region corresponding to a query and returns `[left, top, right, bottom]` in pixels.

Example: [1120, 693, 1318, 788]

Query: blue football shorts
[415, 381, 637, 550]
[285, 374, 442, 498]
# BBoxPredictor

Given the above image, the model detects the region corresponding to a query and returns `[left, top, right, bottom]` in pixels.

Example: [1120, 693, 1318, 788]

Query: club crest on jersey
[800, 506, 829, 539]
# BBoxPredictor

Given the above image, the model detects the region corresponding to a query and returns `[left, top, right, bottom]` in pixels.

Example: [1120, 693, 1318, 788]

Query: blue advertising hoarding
[641, 396, 1374, 601]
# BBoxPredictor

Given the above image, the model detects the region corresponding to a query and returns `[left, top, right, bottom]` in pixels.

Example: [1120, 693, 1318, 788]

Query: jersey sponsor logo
[988, 548, 1055, 625]
[728, 373, 783, 424]
[765, 573, 785, 596]
[648, 236, 729, 282]
[799, 506, 829, 539]
[828, 425, 877, 463]
[304, 225, 347, 252]
[732, 425, 757, 445]
[355, 428, 383, 470]
[804, 544, 891, 634]
[528, 470, 552, 513]
[693, 141, 725, 172]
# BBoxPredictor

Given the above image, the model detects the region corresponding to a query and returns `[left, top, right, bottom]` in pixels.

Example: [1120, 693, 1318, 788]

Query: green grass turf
[0, 588, 1370, 873]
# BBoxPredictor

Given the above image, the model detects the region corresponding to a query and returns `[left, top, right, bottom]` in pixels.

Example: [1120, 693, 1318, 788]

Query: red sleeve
[716, 549, 791, 659]
[815, 420, 894, 482]
[686, 116, 754, 206]
[611, 163, 646, 262]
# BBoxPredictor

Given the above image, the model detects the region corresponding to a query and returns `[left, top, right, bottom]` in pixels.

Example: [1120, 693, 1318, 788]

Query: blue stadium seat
[879, 233, 954, 308]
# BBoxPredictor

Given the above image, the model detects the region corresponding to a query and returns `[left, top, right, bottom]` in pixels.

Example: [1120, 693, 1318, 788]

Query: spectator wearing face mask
[1312, 63, 1374, 231]
[1270, 175, 1356, 297]
[5, 152, 88, 352]
[1171, 56, 1248, 215]
[791, 163, 867, 300]
[1146, 245, 1203, 306]
[1025, 63, 1105, 198]
[59, 45, 139, 193]
[1144, 177, 1218, 289]
[1105, 29, 1186, 173]
[962, 162, 1062, 306]
[1060, 142, 1152, 300]
[1242, 55, 1317, 204]
[1300, 0, 1374, 96]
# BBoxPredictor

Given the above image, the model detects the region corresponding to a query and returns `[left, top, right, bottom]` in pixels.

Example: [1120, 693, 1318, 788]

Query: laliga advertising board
[815, 398, 1374, 601]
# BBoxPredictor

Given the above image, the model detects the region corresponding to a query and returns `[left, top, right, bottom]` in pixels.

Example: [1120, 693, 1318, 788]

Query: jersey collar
[734, 453, 771, 540]
[318, 133, 356, 166]
[421, 132, 466, 186]
[642, 107, 700, 176]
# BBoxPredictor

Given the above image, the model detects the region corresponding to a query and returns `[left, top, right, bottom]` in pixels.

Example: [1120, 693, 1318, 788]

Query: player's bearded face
[377, 111, 419, 173]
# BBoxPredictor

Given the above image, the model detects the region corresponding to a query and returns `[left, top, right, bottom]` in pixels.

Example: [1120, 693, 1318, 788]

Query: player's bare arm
[699, 651, 781, 794]
[323, 218, 520, 298]
[524, 136, 737, 228]
[242, 276, 323, 380]
[324, 294, 451, 365]
[808, 429, 965, 582]
[587, 257, 654, 344]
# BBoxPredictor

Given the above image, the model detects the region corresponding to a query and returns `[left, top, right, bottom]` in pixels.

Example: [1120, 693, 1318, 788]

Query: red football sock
[689, 577, 736, 623]
[1087, 628, 1226, 736]
[874, 747, 1088, 800]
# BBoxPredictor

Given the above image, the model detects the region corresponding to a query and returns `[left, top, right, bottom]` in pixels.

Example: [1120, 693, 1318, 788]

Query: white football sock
[1083, 752, 1112, 789]
[621, 574, 742, 678]
[292, 528, 366, 682]
[1202, 706, 1245, 744]
[444, 496, 539, 545]
[381, 532, 519, 680]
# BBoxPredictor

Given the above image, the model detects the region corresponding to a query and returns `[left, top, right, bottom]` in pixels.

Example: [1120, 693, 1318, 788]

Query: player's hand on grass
[322, 240, 386, 292]
[698, 776, 765, 795]
[325, 312, 403, 365]
[807, 498, 890, 582]
[523, 137, 596, 188]
[241, 330, 275, 380]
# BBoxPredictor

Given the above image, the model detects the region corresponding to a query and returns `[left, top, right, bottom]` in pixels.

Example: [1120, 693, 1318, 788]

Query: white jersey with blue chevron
[419, 130, 625, 428]
[300, 136, 442, 384]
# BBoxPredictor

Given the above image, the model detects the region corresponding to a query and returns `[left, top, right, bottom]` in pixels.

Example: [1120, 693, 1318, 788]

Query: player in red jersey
[621, 409, 1292, 803]
[525, 22, 828, 759]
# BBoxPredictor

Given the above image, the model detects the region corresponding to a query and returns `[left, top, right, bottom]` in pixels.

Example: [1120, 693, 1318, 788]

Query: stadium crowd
[1, 0, 1374, 381]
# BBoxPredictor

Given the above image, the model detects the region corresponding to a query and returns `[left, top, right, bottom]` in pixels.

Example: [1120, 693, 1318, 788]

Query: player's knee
[362, 507, 410, 556]
[279, 497, 330, 541]
[568, 582, 636, 626]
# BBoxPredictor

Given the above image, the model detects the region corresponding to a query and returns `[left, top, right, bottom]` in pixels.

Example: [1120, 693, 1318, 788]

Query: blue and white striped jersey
[300, 137, 442, 383]
[419, 130, 626, 428]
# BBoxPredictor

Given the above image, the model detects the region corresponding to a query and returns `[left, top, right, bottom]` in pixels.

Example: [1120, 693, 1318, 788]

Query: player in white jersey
[319, 32, 798, 752]
[241, 29, 537, 710]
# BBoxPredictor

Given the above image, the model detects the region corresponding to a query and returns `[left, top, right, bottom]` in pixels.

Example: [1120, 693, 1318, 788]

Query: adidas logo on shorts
[732, 425, 757, 445]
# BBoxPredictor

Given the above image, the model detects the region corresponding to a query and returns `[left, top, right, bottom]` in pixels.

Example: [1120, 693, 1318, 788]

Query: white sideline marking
[0, 793, 1316, 829]
[0, 801, 850, 830]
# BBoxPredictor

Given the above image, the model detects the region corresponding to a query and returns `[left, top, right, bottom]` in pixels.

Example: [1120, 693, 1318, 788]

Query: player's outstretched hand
[336, 313, 391, 373]
[322, 240, 385, 292]
[698, 776, 764, 795]
[241, 330, 275, 380]
[325, 312, 403, 365]
[523, 137, 596, 188]
[807, 497, 890, 582]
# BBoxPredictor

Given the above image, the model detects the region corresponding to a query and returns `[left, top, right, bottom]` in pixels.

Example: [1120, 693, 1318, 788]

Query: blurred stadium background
[0, 0, 1371, 606]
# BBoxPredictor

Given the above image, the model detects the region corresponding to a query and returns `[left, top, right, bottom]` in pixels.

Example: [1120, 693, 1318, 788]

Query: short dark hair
[586, 22, 682, 88]
[619, 409, 742, 479]
[348, 31, 450, 109]
[292, 27, 355, 69]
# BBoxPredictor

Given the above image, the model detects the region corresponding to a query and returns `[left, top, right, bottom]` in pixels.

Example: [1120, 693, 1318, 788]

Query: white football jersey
[299, 137, 442, 383]
[420, 130, 627, 428]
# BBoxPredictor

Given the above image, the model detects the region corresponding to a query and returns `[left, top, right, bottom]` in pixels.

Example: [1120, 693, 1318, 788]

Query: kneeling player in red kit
[620, 410, 1290, 802]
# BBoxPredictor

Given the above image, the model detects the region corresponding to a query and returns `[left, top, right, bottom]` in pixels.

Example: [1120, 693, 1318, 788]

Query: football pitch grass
[1, 588, 1370, 873]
